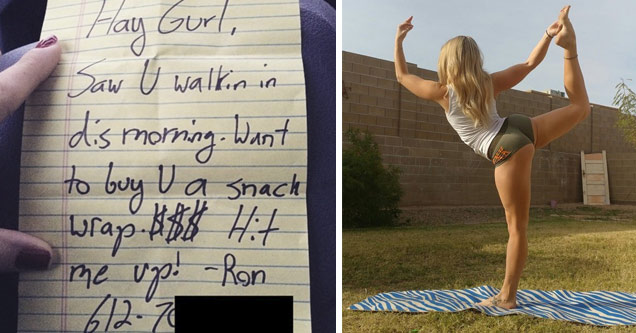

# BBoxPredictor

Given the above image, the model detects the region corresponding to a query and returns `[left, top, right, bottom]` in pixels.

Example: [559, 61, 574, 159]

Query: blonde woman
[394, 5, 589, 309]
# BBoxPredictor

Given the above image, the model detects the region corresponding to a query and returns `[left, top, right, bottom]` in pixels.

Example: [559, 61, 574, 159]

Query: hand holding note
[0, 229, 51, 272]
[0, 36, 61, 122]
[0, 36, 61, 272]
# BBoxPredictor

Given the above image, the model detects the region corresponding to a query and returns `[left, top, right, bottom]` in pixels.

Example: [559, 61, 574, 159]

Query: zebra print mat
[349, 285, 636, 326]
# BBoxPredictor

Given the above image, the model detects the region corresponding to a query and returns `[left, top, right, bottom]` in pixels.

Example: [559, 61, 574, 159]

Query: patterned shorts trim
[491, 146, 511, 165]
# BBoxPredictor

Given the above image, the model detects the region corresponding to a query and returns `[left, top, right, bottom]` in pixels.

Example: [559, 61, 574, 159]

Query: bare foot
[475, 295, 517, 309]
[555, 5, 576, 51]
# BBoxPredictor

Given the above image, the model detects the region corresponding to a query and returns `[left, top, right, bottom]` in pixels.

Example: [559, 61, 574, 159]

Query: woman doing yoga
[394, 5, 590, 309]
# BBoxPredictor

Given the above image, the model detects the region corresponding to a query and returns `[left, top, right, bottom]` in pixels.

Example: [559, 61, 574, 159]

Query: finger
[0, 228, 53, 272]
[406, 16, 413, 23]
[0, 35, 61, 123]
[400, 27, 413, 37]
[560, 5, 570, 16]
[549, 21, 560, 31]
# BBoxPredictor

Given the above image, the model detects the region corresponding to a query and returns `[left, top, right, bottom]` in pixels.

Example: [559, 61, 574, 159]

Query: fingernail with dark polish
[15, 248, 51, 270]
[35, 35, 58, 49]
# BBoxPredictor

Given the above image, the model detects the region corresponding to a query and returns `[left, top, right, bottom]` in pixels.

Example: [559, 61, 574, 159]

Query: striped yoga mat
[349, 285, 636, 326]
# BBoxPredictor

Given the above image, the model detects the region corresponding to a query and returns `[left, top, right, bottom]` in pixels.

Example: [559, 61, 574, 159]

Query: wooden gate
[580, 150, 610, 205]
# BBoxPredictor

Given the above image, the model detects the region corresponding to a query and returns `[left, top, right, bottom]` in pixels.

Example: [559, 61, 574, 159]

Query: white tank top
[444, 85, 505, 159]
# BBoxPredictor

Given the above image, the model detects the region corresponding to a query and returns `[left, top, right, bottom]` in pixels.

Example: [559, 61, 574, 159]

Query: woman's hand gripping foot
[554, 5, 577, 51]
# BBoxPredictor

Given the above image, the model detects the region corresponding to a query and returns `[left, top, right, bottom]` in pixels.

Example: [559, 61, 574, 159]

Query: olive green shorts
[487, 114, 535, 168]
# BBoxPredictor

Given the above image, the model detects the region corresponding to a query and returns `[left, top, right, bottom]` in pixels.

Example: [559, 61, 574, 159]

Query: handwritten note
[17, 0, 310, 331]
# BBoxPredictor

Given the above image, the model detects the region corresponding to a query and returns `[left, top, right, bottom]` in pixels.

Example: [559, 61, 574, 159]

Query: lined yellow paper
[18, 0, 310, 331]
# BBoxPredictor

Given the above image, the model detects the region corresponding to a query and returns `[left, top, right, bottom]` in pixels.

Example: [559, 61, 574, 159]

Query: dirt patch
[399, 203, 636, 226]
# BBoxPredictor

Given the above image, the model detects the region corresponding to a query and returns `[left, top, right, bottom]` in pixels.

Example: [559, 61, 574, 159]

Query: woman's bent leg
[531, 6, 590, 149]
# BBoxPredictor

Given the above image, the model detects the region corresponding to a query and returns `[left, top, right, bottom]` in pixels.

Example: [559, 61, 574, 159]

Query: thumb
[0, 35, 61, 123]
[0, 228, 53, 272]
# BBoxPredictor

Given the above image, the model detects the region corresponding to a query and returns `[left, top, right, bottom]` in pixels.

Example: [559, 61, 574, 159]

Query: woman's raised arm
[394, 16, 445, 104]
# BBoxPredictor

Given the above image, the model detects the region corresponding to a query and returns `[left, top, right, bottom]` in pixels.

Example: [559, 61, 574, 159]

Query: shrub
[342, 128, 402, 228]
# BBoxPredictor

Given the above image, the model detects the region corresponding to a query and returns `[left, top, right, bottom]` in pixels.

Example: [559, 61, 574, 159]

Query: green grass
[343, 207, 636, 332]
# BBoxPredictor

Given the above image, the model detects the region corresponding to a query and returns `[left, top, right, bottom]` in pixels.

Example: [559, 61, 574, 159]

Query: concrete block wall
[342, 51, 636, 206]
[607, 152, 636, 204]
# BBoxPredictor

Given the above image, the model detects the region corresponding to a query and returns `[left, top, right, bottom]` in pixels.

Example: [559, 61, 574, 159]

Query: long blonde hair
[438, 36, 493, 127]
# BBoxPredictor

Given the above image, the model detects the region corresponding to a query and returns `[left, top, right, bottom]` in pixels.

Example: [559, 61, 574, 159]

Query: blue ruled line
[47, 0, 298, 11]
[57, 56, 303, 65]
[21, 164, 306, 168]
[19, 212, 306, 217]
[26, 230, 308, 234]
[27, 98, 305, 107]
[20, 279, 310, 286]
[20, 196, 305, 200]
[22, 131, 307, 137]
[49, 263, 309, 268]
[58, 41, 300, 56]
[49, 69, 303, 78]
[20, 295, 310, 303]
[24, 115, 306, 122]
[49, 245, 307, 251]
[22, 148, 307, 153]
[37, 83, 305, 93]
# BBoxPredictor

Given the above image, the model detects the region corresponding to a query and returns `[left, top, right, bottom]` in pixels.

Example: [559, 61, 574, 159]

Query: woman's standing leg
[476, 143, 535, 309]
[531, 5, 590, 149]
[477, 6, 590, 309]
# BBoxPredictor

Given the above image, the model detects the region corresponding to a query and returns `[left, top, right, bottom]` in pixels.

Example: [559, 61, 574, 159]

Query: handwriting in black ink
[133, 251, 181, 303]
[69, 215, 136, 257]
[228, 205, 279, 246]
[222, 253, 266, 287]
[69, 264, 109, 290]
[226, 173, 300, 200]
[69, 110, 111, 149]
[64, 165, 91, 195]
[233, 114, 290, 147]
[149, 199, 208, 244]
[104, 162, 144, 215]
[139, 59, 161, 95]
[68, 59, 124, 98]
[158, 0, 233, 35]
[86, 0, 146, 57]
[84, 294, 133, 333]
